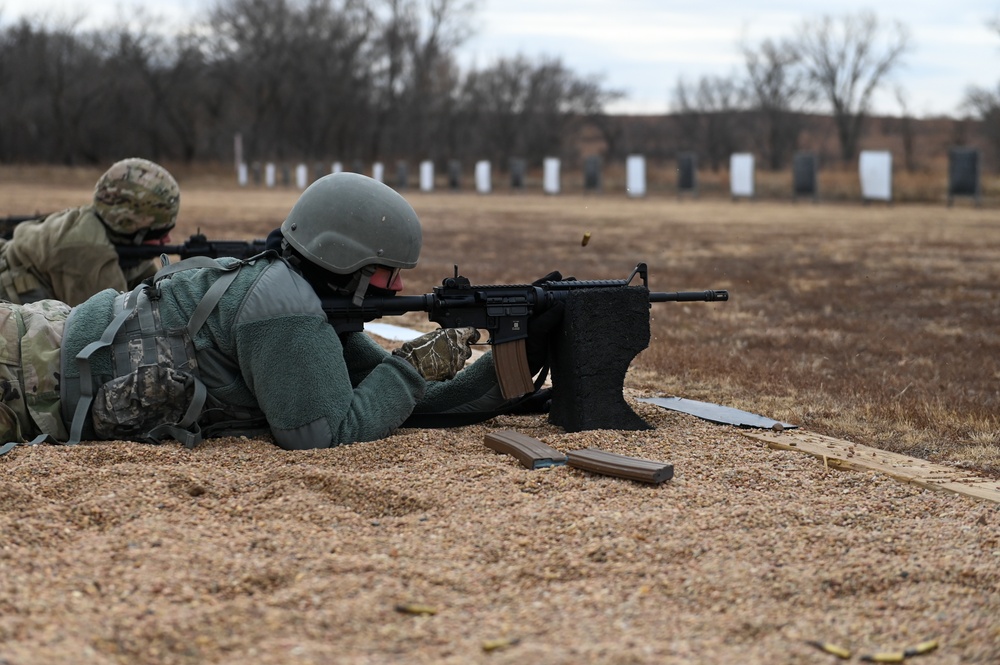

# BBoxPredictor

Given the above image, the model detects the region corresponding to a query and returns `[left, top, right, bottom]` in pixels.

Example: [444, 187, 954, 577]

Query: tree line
[659, 11, 997, 173]
[0, 0, 617, 168]
[0, 3, 997, 172]
[675, 12, 926, 171]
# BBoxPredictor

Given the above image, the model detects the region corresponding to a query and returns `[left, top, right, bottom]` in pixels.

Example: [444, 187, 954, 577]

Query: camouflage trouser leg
[0, 300, 71, 446]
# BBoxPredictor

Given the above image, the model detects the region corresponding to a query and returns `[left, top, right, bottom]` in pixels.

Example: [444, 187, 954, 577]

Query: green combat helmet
[281, 172, 422, 304]
[93, 158, 180, 245]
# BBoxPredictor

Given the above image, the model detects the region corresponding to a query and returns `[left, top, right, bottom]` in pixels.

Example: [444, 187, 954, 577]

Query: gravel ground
[1, 387, 998, 665]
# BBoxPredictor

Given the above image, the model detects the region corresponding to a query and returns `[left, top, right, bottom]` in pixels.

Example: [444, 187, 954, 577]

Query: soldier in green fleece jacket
[0, 172, 558, 453]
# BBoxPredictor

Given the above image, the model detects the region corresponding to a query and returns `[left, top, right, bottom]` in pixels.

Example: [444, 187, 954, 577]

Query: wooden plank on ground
[743, 429, 1000, 505]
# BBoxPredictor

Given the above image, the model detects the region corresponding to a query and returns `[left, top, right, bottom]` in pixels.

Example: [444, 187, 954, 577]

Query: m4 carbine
[2, 216, 268, 263]
[322, 262, 728, 399]
[115, 232, 267, 262]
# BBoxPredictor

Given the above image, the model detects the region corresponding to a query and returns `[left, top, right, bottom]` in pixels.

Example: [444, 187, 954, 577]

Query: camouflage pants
[0, 300, 71, 445]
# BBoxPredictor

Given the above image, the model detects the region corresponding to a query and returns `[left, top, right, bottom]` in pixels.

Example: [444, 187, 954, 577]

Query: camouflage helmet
[93, 158, 180, 243]
[281, 172, 421, 275]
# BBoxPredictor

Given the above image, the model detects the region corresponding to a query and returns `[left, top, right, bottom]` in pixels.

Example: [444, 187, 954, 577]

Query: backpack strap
[67, 284, 146, 445]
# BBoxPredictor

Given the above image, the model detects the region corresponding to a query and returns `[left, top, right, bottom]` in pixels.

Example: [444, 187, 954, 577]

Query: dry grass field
[9, 162, 998, 471]
[390, 186, 1000, 472]
[0, 165, 998, 665]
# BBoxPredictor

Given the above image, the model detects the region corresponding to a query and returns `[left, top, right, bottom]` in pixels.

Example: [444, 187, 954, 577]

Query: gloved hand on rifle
[393, 327, 481, 381]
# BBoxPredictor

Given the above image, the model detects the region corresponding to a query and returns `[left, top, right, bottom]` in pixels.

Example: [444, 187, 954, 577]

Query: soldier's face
[369, 266, 403, 292]
[141, 232, 172, 246]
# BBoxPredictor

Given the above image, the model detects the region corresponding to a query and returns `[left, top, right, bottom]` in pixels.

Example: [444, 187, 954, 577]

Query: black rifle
[322, 263, 728, 399]
[115, 232, 268, 262]
[2, 216, 268, 263]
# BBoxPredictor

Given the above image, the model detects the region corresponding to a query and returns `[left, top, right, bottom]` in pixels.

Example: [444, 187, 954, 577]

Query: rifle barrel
[649, 290, 729, 302]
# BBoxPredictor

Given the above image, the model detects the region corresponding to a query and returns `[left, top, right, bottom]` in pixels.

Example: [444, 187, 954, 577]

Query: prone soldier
[0, 158, 180, 306]
[0, 172, 560, 452]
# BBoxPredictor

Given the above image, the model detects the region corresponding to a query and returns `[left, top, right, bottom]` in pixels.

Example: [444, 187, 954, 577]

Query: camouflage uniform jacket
[0, 206, 157, 306]
[60, 256, 509, 449]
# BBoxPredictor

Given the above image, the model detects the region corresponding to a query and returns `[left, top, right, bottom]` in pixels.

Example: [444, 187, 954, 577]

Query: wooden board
[743, 429, 1000, 504]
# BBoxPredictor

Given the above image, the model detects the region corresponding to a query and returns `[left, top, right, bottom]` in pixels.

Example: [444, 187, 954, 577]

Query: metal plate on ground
[638, 397, 796, 430]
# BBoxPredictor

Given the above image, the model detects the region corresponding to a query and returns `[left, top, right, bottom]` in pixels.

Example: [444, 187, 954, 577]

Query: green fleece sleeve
[339, 330, 509, 416]
[413, 351, 510, 415]
[232, 314, 427, 450]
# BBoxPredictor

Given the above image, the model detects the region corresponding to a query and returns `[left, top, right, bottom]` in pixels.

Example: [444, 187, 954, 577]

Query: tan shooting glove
[392, 327, 481, 381]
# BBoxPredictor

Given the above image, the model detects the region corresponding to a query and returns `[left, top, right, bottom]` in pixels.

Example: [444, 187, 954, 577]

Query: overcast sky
[2, 0, 999, 117]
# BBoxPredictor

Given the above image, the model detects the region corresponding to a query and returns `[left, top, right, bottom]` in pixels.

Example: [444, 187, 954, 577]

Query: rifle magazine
[484, 430, 567, 469]
[493, 338, 534, 399]
[567, 448, 674, 484]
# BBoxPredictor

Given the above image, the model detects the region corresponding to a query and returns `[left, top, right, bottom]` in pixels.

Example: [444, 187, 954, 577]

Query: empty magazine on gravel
[484, 430, 673, 483]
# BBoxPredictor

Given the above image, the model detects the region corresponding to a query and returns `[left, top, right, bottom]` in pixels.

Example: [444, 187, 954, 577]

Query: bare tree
[208, 0, 373, 162]
[371, 0, 474, 161]
[962, 85, 1000, 170]
[10, 18, 105, 164]
[209, 0, 302, 161]
[583, 107, 627, 162]
[795, 11, 911, 162]
[671, 74, 746, 171]
[0, 0, 622, 166]
[458, 56, 534, 161]
[740, 36, 810, 170]
[458, 55, 619, 166]
[888, 86, 917, 172]
[94, 12, 213, 163]
[960, 16, 1000, 171]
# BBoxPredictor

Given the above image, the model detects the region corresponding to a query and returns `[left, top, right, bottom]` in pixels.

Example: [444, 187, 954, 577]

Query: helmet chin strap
[281, 243, 377, 307]
[350, 265, 377, 306]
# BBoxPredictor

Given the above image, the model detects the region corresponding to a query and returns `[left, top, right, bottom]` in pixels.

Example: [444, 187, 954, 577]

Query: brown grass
[410, 193, 1000, 470]
[2, 165, 998, 473]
